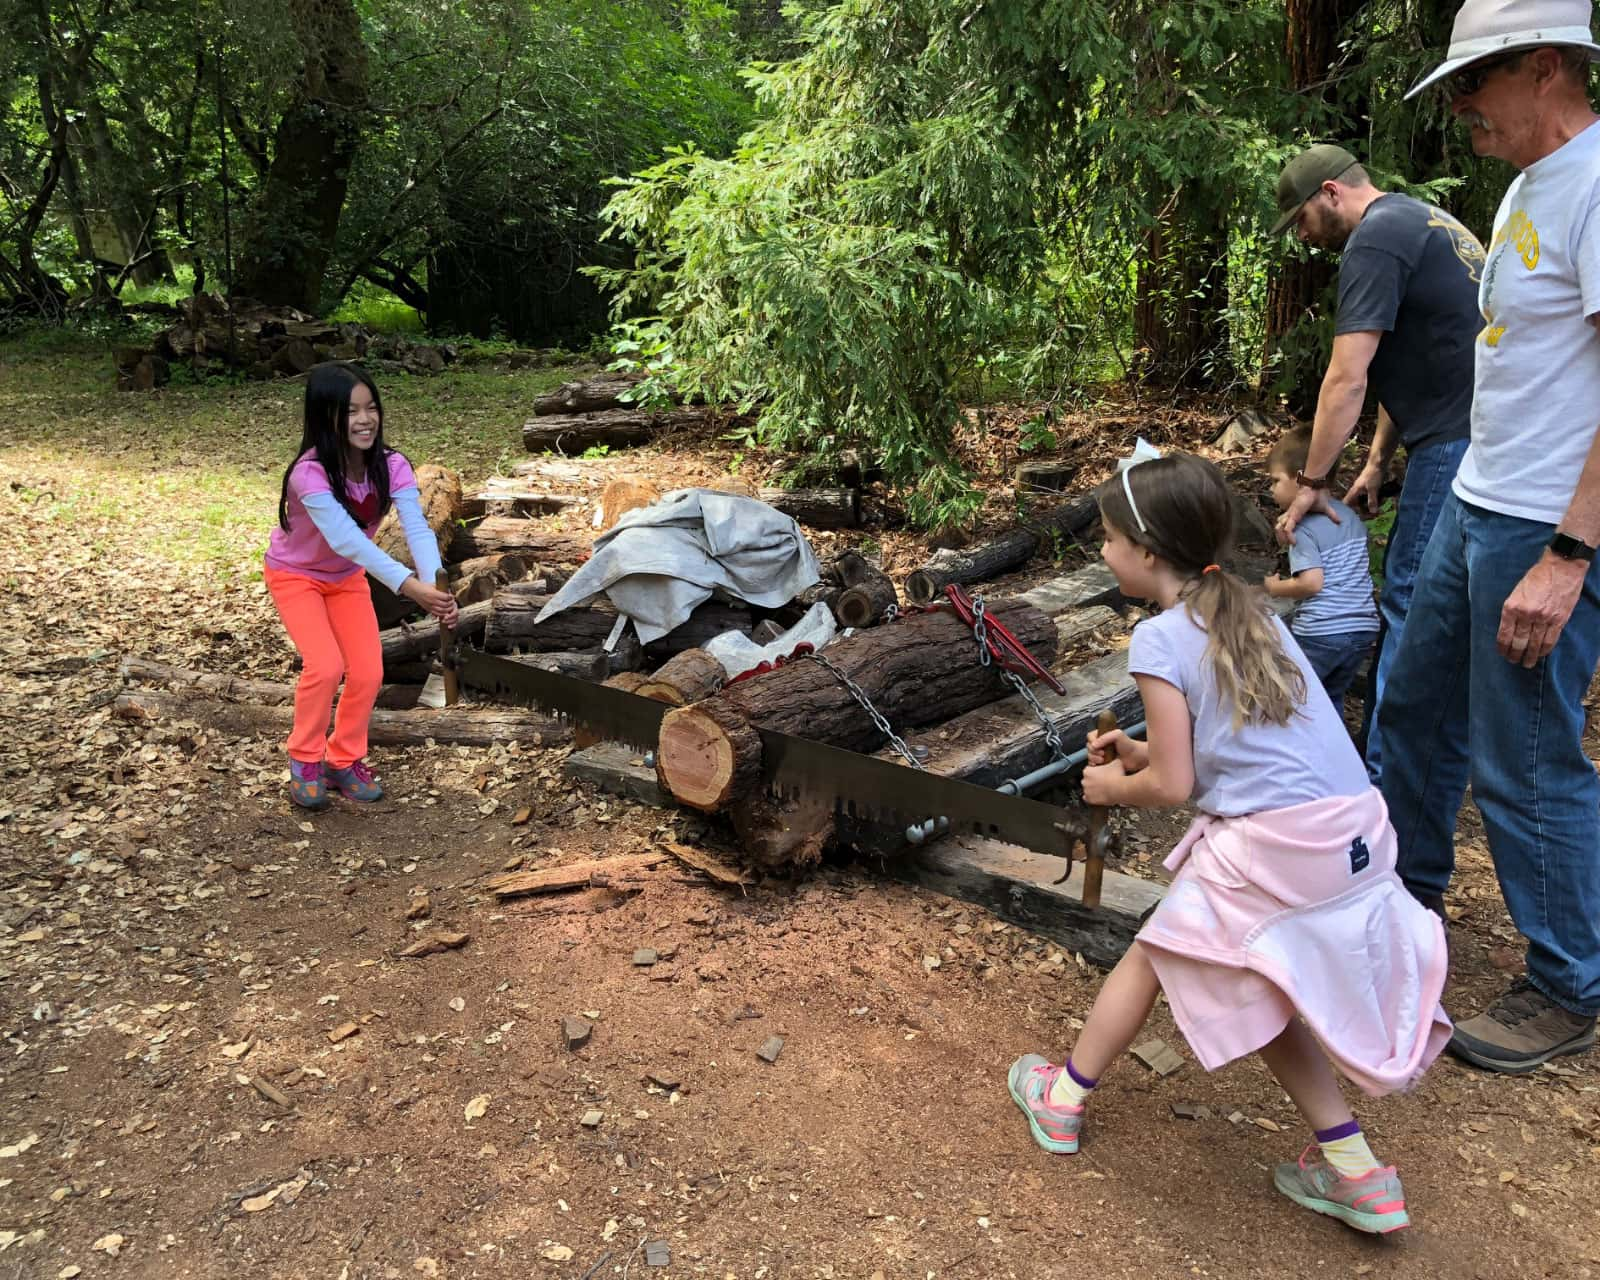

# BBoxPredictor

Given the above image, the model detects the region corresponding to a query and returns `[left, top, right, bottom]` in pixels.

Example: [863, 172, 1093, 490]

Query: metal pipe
[904, 720, 1147, 844]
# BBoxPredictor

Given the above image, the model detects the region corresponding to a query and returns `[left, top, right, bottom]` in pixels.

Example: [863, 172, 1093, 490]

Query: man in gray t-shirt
[1269, 144, 1481, 784]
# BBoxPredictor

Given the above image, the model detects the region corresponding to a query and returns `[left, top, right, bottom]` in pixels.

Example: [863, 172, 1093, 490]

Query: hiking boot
[1006, 1054, 1083, 1154]
[1273, 1147, 1409, 1235]
[1447, 978, 1596, 1074]
[325, 760, 384, 802]
[1411, 890, 1447, 927]
[288, 758, 331, 811]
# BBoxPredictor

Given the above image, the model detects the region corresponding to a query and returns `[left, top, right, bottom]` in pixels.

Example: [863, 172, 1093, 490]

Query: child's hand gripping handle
[1082, 708, 1119, 910]
[436, 569, 459, 706]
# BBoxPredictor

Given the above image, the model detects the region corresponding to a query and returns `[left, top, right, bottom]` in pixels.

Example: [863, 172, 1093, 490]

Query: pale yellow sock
[1319, 1131, 1380, 1179]
[1046, 1064, 1092, 1109]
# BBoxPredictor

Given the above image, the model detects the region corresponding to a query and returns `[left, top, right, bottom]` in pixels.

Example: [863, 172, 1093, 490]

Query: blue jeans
[1362, 436, 1469, 786]
[1378, 494, 1600, 1015]
[1295, 629, 1375, 709]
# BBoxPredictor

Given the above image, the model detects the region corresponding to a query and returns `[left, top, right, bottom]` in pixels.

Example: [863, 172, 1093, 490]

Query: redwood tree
[233, 0, 368, 312]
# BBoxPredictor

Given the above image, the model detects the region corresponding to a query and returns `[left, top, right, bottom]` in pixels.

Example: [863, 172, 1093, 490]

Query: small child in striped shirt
[1263, 426, 1380, 708]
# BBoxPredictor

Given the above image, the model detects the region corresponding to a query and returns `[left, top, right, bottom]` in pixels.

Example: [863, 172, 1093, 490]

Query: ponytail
[1182, 571, 1306, 729]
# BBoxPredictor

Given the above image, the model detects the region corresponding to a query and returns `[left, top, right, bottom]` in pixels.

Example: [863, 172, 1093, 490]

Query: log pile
[903, 493, 1099, 604]
[113, 293, 461, 389]
[522, 374, 730, 455]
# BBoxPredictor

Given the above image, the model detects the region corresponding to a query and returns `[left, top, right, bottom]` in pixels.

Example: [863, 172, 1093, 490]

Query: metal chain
[965, 592, 1066, 760]
[803, 651, 925, 770]
[1000, 669, 1067, 760]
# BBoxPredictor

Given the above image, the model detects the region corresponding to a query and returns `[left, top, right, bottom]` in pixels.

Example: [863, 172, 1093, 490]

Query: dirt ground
[2, 360, 1598, 1280]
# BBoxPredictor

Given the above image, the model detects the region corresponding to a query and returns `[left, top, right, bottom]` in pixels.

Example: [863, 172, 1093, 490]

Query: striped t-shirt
[1288, 501, 1379, 638]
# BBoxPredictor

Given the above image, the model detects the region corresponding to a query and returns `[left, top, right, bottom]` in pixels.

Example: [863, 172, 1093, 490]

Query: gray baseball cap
[1270, 144, 1360, 236]
[1405, 0, 1600, 100]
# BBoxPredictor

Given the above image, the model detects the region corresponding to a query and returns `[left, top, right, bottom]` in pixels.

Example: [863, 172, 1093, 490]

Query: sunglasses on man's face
[1450, 51, 1525, 97]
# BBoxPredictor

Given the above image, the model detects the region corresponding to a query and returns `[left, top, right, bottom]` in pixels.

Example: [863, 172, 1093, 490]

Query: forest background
[2, 0, 1506, 525]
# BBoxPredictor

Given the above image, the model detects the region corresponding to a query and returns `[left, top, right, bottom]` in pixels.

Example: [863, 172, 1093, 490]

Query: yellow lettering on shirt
[1497, 209, 1541, 270]
[1481, 324, 1507, 347]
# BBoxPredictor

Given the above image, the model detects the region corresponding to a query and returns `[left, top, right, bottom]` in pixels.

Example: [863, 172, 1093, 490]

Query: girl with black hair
[264, 363, 457, 809]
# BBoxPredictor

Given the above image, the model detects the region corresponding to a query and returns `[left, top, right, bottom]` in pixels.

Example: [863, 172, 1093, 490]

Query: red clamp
[724, 642, 816, 687]
[942, 584, 1066, 695]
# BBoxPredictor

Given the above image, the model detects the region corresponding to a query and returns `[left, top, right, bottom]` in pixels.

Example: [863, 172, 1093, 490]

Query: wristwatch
[1548, 532, 1597, 562]
[1295, 470, 1330, 490]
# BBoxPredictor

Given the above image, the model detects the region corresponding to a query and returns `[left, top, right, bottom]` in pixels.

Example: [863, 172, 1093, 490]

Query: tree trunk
[532, 374, 648, 415]
[234, 0, 368, 311]
[483, 587, 751, 660]
[1261, 0, 1367, 414]
[1132, 201, 1230, 390]
[656, 598, 1056, 814]
[902, 494, 1098, 603]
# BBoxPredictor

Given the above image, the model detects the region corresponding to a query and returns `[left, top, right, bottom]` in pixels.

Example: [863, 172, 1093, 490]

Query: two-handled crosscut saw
[458, 648, 1122, 904]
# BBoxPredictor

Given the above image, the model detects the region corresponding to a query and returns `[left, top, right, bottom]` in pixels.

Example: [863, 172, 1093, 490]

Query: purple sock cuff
[1314, 1119, 1362, 1143]
[1065, 1059, 1098, 1090]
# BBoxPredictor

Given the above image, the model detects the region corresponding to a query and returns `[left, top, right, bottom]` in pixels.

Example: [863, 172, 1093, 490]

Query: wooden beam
[880, 836, 1163, 969]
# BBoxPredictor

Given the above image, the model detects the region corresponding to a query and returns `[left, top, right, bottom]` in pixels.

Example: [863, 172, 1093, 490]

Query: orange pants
[265, 566, 383, 769]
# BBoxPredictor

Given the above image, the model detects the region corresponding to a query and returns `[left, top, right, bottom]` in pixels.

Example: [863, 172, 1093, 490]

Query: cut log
[483, 591, 616, 652]
[113, 688, 567, 748]
[503, 649, 609, 682]
[759, 487, 860, 529]
[643, 603, 751, 660]
[1014, 461, 1078, 493]
[834, 568, 897, 629]
[381, 600, 493, 665]
[449, 553, 538, 605]
[460, 490, 580, 520]
[374, 464, 461, 565]
[531, 374, 646, 416]
[521, 406, 709, 454]
[633, 648, 725, 706]
[903, 494, 1099, 604]
[655, 699, 764, 812]
[656, 598, 1056, 816]
[597, 475, 661, 532]
[448, 516, 589, 564]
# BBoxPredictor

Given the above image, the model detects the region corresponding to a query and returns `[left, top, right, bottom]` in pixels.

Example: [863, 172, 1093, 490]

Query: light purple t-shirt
[1127, 605, 1370, 818]
[266, 450, 417, 582]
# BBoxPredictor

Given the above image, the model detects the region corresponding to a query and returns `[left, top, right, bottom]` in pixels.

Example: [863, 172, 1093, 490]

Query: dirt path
[2, 372, 1598, 1280]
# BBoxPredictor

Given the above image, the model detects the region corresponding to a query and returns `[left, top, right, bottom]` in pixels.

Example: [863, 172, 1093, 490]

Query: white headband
[1116, 437, 1163, 533]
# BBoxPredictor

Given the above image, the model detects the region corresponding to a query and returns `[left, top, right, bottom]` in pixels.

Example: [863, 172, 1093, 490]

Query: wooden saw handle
[1082, 708, 1119, 909]
[436, 568, 459, 707]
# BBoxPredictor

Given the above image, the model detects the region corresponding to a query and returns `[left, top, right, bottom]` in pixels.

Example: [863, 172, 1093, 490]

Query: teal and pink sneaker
[1006, 1054, 1083, 1154]
[289, 759, 330, 811]
[1273, 1148, 1410, 1235]
[325, 760, 384, 802]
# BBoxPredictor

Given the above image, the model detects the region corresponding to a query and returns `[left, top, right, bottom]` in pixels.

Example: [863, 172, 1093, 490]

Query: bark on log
[834, 566, 897, 629]
[531, 374, 646, 416]
[120, 656, 412, 710]
[903, 493, 1098, 603]
[381, 600, 493, 665]
[521, 406, 710, 454]
[450, 554, 538, 605]
[374, 463, 461, 565]
[483, 585, 749, 661]
[634, 648, 725, 706]
[113, 688, 567, 747]
[759, 487, 860, 529]
[447, 516, 590, 563]
[656, 598, 1055, 816]
[642, 602, 751, 661]
[502, 650, 609, 682]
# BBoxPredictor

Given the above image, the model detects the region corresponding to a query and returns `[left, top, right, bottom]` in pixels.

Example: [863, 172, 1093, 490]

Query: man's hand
[1344, 463, 1384, 517]
[1497, 552, 1589, 668]
[1274, 485, 1341, 547]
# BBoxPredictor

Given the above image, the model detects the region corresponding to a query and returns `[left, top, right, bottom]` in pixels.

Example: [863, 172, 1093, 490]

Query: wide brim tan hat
[1406, 0, 1600, 99]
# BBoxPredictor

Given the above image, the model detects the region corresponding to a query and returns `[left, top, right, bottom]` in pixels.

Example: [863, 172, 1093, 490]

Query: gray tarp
[534, 488, 823, 644]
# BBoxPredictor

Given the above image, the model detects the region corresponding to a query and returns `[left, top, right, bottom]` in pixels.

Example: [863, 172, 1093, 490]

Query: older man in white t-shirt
[1382, 0, 1600, 1075]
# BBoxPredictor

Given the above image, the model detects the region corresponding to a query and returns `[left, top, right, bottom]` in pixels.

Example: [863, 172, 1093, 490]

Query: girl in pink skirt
[1007, 449, 1450, 1235]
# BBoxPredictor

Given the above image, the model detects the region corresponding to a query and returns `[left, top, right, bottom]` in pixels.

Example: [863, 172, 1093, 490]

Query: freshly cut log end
[835, 575, 898, 629]
[597, 475, 661, 532]
[634, 648, 725, 706]
[657, 701, 763, 812]
[903, 568, 942, 605]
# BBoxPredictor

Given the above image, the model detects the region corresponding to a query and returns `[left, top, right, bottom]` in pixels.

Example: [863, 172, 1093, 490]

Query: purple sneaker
[325, 760, 384, 802]
[1006, 1054, 1083, 1154]
[288, 758, 330, 810]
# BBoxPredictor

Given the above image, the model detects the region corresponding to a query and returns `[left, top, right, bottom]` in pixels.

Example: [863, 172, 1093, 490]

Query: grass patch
[0, 339, 584, 577]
